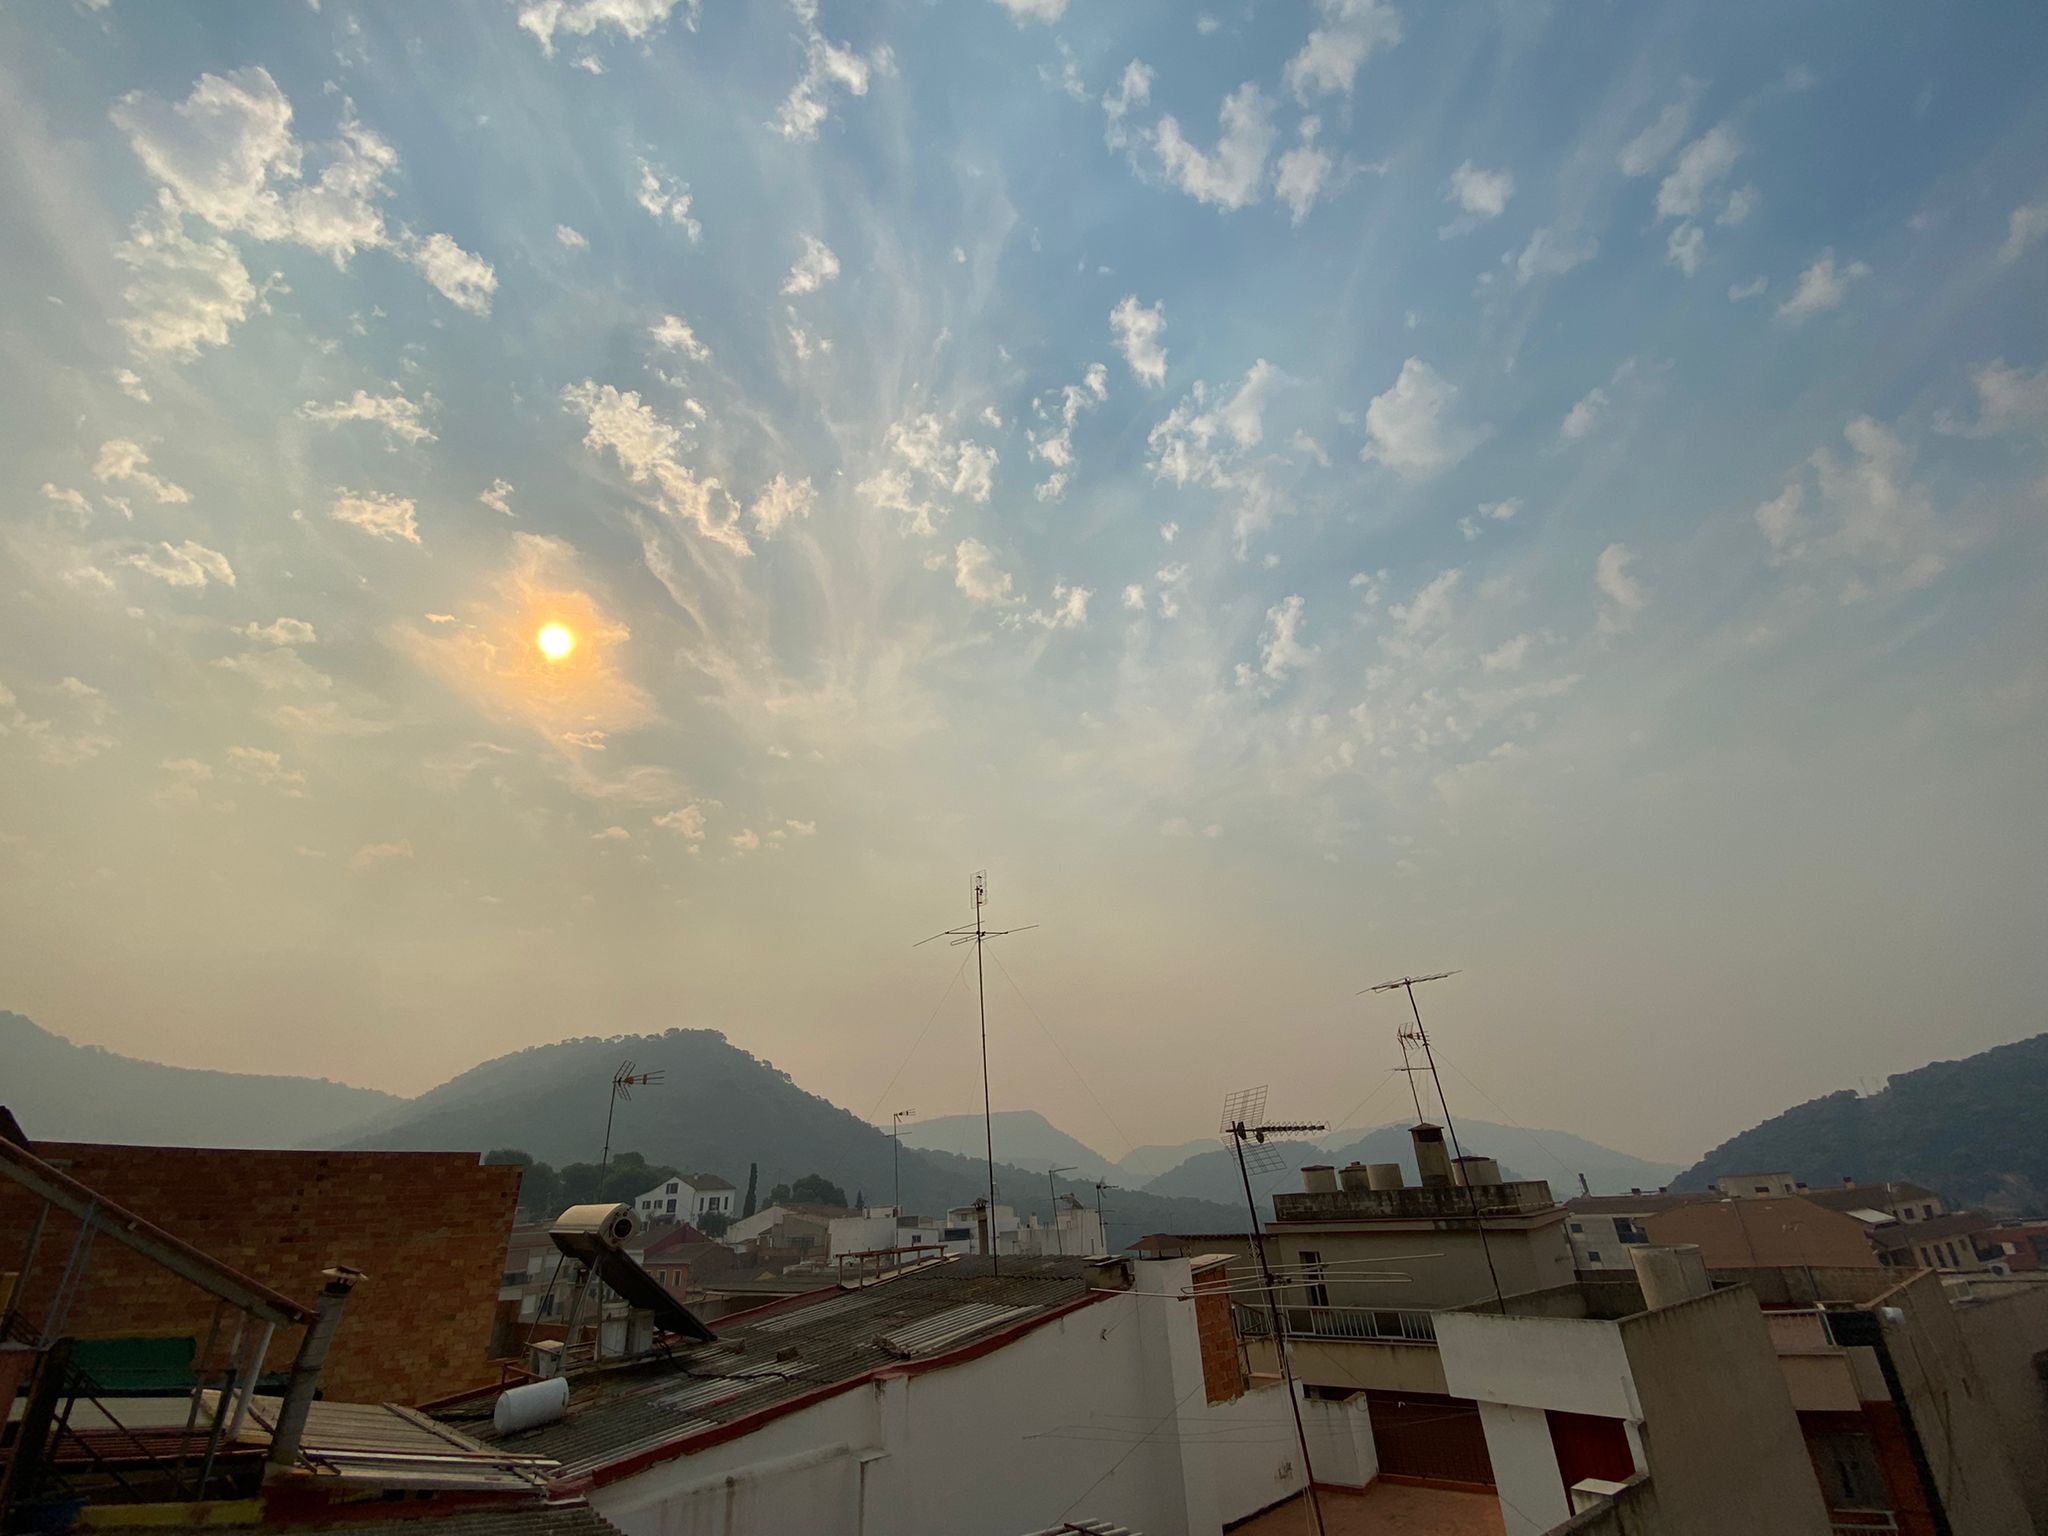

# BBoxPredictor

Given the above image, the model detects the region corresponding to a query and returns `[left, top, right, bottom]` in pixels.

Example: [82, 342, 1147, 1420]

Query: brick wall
[1191, 1264, 1244, 1403]
[0, 1143, 520, 1407]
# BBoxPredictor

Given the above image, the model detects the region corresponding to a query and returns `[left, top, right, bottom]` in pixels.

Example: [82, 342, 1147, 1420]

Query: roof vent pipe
[1411, 1124, 1453, 1189]
[1337, 1163, 1373, 1193]
[1366, 1163, 1405, 1191]
[265, 1265, 365, 1476]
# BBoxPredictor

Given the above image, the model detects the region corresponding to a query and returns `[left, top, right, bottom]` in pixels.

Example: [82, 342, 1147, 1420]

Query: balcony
[1233, 1303, 1439, 1344]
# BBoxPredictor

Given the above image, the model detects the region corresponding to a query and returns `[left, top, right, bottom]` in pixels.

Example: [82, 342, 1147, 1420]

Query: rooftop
[1271, 1180, 1558, 1225]
[676, 1172, 735, 1191]
[92, 1501, 624, 1536]
[438, 1256, 1106, 1483]
[1565, 1191, 1707, 1216]
[1802, 1179, 1941, 1213]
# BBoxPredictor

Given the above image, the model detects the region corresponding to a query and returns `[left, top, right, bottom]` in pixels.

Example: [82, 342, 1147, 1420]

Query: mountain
[1115, 1139, 1227, 1185]
[336, 1027, 1244, 1243]
[0, 1011, 402, 1149]
[898, 1111, 1118, 1183]
[1139, 1119, 1683, 1217]
[1674, 1032, 2048, 1215]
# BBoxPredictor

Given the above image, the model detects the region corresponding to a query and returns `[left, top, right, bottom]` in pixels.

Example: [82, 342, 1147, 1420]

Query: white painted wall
[1437, 1312, 1640, 1421]
[1477, 1401, 1571, 1536]
[592, 1258, 1308, 1536]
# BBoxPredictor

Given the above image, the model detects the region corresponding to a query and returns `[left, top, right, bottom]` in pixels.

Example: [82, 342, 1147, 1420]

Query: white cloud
[1806, 417, 1943, 587]
[954, 538, 1018, 607]
[41, 484, 93, 522]
[729, 828, 761, 854]
[114, 368, 151, 402]
[634, 158, 701, 240]
[1559, 386, 1608, 442]
[518, 0, 697, 56]
[650, 313, 712, 361]
[93, 439, 190, 503]
[1284, 0, 1403, 103]
[115, 203, 256, 358]
[410, 233, 497, 315]
[785, 818, 817, 837]
[563, 380, 748, 553]
[556, 223, 589, 250]
[329, 490, 421, 544]
[1934, 359, 2048, 439]
[858, 414, 999, 535]
[1360, 358, 1483, 478]
[1259, 594, 1313, 680]
[1728, 275, 1769, 302]
[775, 8, 892, 143]
[1029, 364, 1110, 499]
[1655, 123, 1742, 221]
[1512, 223, 1597, 287]
[1776, 249, 1869, 323]
[1753, 482, 1803, 558]
[1275, 119, 1333, 225]
[348, 837, 413, 871]
[991, 0, 1066, 21]
[155, 757, 214, 803]
[1441, 160, 1512, 234]
[654, 804, 707, 840]
[226, 744, 307, 795]
[592, 825, 631, 841]
[1101, 59, 1153, 150]
[1999, 201, 2048, 264]
[1153, 83, 1275, 212]
[1110, 295, 1168, 386]
[1595, 543, 1647, 632]
[1617, 79, 1703, 176]
[1122, 583, 1146, 612]
[479, 478, 515, 517]
[1019, 582, 1092, 631]
[1666, 221, 1705, 276]
[1148, 360, 1280, 485]
[125, 539, 235, 588]
[1388, 568, 1460, 635]
[749, 473, 816, 535]
[1481, 634, 1530, 673]
[298, 387, 436, 445]
[782, 235, 840, 296]
[242, 617, 317, 645]
[1718, 184, 1756, 226]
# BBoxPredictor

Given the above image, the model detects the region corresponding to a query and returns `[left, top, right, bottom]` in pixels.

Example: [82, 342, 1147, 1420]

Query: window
[1923, 1204, 1935, 1219]
[1753, 1184, 1770, 1195]
[1944, 1242, 1960, 1268]
[1298, 1250, 1329, 1309]
[1810, 1432, 1890, 1513]
[667, 1198, 676, 1214]
[668, 1181, 679, 1194]
[1569, 1222, 1583, 1234]
[1587, 1250, 1603, 1264]
[1614, 1217, 1647, 1245]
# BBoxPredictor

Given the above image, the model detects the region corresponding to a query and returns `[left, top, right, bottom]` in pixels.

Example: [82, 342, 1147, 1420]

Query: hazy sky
[3, 1, 2045, 1166]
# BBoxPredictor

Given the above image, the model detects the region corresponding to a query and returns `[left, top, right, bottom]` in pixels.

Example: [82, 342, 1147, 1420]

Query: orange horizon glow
[536, 622, 576, 661]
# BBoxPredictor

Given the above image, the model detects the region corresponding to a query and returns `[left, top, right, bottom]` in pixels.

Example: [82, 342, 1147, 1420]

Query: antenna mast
[915, 870, 1035, 1276]
[1221, 1087, 1328, 1536]
[1047, 1166, 1076, 1256]
[600, 1060, 663, 1171]
[1364, 971, 1506, 1314]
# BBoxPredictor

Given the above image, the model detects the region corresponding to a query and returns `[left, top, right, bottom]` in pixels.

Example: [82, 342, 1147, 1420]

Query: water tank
[493, 1376, 570, 1434]
[551, 1202, 640, 1249]
[1452, 1156, 1502, 1187]
[1300, 1165, 1339, 1194]
[1411, 1125, 1453, 1189]
[1338, 1163, 1372, 1192]
[1366, 1163, 1405, 1191]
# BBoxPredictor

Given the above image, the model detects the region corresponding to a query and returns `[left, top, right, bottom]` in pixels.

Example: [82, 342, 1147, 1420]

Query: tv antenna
[600, 1059, 664, 1171]
[1221, 1087, 1328, 1536]
[890, 1108, 917, 1214]
[1047, 1166, 1076, 1255]
[916, 870, 1036, 1275]
[1093, 1179, 1113, 1241]
[1363, 970, 1505, 1313]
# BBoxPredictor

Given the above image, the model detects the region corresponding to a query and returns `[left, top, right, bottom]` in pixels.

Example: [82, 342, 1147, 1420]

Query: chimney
[1301, 1165, 1339, 1194]
[1337, 1163, 1373, 1193]
[1452, 1156, 1502, 1188]
[1629, 1245, 1711, 1310]
[1411, 1124, 1453, 1189]
[1842, 1176, 1854, 1188]
[266, 1266, 365, 1475]
[1366, 1163, 1405, 1192]
[974, 1199, 991, 1258]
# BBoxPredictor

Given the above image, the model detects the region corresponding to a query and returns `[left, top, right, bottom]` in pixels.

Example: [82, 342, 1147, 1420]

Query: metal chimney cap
[320, 1265, 369, 1289]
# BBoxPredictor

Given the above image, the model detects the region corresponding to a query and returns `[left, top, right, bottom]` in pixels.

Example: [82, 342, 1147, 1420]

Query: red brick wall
[1191, 1265, 1243, 1403]
[0, 1143, 519, 1407]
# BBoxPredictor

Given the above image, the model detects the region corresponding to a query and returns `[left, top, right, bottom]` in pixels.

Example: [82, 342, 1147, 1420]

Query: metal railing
[1232, 1303, 1438, 1344]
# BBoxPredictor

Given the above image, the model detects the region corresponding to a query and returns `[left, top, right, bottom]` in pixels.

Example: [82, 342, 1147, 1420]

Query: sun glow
[536, 622, 576, 661]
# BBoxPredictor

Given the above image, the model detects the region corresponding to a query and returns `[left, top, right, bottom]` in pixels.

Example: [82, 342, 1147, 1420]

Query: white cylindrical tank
[1366, 1163, 1405, 1191]
[1300, 1165, 1339, 1194]
[551, 1202, 639, 1249]
[493, 1376, 570, 1434]
[1338, 1163, 1372, 1192]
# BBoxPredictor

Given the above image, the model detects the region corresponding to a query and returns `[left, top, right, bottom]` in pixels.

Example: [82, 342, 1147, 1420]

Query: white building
[828, 1201, 1107, 1264]
[447, 1253, 1376, 1536]
[634, 1172, 736, 1224]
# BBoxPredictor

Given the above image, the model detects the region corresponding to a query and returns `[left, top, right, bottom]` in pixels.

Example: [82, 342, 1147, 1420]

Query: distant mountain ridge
[1675, 1031, 2048, 1215]
[0, 1011, 402, 1148]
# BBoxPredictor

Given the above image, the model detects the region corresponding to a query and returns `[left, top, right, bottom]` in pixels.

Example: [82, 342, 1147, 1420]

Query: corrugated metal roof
[877, 1301, 1034, 1357]
[99, 1500, 624, 1536]
[442, 1257, 1099, 1480]
[1016, 1521, 1137, 1536]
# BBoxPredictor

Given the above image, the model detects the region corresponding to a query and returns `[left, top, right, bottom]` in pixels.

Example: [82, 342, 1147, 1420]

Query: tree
[484, 1150, 561, 1222]
[854, 1189, 865, 1211]
[742, 1162, 759, 1219]
[555, 1151, 678, 1208]
[698, 1210, 732, 1238]
[769, 1173, 847, 1209]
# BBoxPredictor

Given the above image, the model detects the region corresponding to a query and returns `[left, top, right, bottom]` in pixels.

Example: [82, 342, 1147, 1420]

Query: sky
[2, 0, 2045, 1168]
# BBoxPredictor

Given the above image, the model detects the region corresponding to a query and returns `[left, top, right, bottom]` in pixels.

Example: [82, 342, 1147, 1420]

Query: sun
[536, 622, 576, 661]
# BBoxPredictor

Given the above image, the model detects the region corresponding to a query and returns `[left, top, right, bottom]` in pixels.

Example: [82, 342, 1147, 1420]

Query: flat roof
[440, 1257, 1106, 1483]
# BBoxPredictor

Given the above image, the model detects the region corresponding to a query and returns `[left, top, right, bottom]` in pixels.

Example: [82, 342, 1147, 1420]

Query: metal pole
[975, 890, 999, 1277]
[893, 1117, 900, 1214]
[1404, 982, 1507, 1315]
[600, 1079, 619, 1172]
[1232, 1129, 1325, 1536]
[0, 1199, 50, 1343]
